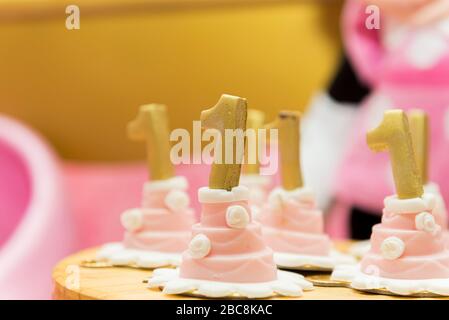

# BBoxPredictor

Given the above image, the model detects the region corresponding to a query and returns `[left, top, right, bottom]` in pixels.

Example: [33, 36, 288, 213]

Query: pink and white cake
[148, 186, 313, 298]
[349, 182, 449, 259]
[260, 187, 355, 270]
[332, 193, 449, 296]
[97, 176, 196, 268]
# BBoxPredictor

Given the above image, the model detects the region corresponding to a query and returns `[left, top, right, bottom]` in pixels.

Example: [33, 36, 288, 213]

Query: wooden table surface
[52, 246, 447, 300]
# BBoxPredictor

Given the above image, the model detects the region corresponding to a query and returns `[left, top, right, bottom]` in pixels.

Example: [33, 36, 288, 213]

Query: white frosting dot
[120, 209, 143, 232]
[226, 205, 250, 229]
[188, 234, 211, 259]
[164, 190, 190, 213]
[381, 236, 405, 260]
[415, 212, 440, 235]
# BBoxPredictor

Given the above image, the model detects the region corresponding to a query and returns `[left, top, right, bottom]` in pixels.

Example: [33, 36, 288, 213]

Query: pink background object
[330, 1, 449, 237]
[0, 115, 76, 299]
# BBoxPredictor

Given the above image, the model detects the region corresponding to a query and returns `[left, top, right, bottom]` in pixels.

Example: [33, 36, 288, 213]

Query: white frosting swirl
[120, 208, 144, 232]
[188, 234, 211, 259]
[415, 212, 440, 235]
[164, 190, 190, 213]
[381, 236, 405, 260]
[226, 205, 250, 229]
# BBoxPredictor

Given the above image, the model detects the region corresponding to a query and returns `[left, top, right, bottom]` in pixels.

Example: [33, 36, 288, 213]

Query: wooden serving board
[52, 244, 446, 300]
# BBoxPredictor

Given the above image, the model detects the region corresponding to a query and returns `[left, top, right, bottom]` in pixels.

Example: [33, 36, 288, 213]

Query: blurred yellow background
[0, 0, 342, 161]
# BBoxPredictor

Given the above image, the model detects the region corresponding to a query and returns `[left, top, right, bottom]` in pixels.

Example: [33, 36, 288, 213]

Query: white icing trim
[164, 190, 190, 212]
[384, 193, 436, 214]
[96, 242, 182, 268]
[270, 187, 315, 203]
[143, 176, 188, 192]
[331, 264, 449, 296]
[415, 212, 440, 235]
[198, 186, 250, 204]
[380, 237, 405, 260]
[424, 182, 441, 195]
[239, 174, 271, 187]
[273, 249, 356, 270]
[121, 208, 144, 232]
[147, 268, 313, 298]
[226, 205, 250, 229]
[188, 234, 211, 259]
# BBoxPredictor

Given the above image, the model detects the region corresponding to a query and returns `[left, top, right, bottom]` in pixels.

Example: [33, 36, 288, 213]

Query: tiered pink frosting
[122, 177, 196, 253]
[360, 194, 449, 280]
[260, 188, 331, 256]
[179, 186, 278, 283]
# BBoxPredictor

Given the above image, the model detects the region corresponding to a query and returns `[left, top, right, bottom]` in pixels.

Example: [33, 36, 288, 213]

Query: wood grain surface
[52, 245, 447, 300]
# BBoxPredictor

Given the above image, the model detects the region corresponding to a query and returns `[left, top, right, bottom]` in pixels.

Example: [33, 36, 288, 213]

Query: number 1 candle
[127, 104, 174, 181]
[201, 94, 248, 191]
[409, 110, 429, 185]
[367, 109, 423, 199]
[266, 111, 303, 191]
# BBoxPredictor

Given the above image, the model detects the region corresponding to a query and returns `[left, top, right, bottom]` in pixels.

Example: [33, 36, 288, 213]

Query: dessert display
[96, 104, 196, 268]
[259, 112, 355, 271]
[348, 110, 449, 259]
[332, 110, 449, 296]
[240, 109, 271, 220]
[147, 94, 313, 298]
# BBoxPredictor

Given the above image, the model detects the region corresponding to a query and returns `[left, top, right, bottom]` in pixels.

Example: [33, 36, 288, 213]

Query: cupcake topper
[408, 110, 429, 185]
[128, 104, 174, 181]
[201, 94, 248, 191]
[244, 109, 265, 175]
[367, 109, 423, 199]
[266, 111, 303, 191]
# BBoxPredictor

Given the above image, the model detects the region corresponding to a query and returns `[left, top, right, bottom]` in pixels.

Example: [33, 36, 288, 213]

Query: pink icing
[123, 185, 195, 253]
[179, 197, 278, 283]
[361, 199, 449, 280]
[200, 201, 251, 227]
[260, 195, 331, 256]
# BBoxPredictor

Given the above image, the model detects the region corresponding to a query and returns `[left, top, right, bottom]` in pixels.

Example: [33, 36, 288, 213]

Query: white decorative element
[331, 265, 449, 297]
[381, 237, 405, 260]
[147, 268, 313, 298]
[415, 212, 440, 235]
[96, 243, 182, 268]
[273, 250, 357, 271]
[406, 31, 447, 70]
[120, 209, 143, 232]
[188, 234, 211, 259]
[164, 190, 190, 213]
[198, 186, 249, 204]
[268, 187, 315, 210]
[251, 205, 261, 221]
[225, 205, 250, 229]
[143, 176, 188, 192]
[384, 193, 436, 215]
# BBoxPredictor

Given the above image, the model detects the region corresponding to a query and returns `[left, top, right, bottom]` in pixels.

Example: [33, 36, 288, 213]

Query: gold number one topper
[408, 110, 429, 185]
[244, 109, 266, 175]
[367, 109, 423, 199]
[127, 104, 174, 181]
[201, 94, 248, 191]
[266, 111, 303, 191]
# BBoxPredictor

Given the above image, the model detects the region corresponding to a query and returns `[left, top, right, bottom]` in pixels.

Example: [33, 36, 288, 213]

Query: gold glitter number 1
[367, 110, 423, 199]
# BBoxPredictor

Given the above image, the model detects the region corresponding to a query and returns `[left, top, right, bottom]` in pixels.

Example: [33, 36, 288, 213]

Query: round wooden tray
[52, 245, 446, 300]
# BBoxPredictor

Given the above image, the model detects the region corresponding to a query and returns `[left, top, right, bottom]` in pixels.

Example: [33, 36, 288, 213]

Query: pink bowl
[0, 115, 76, 299]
